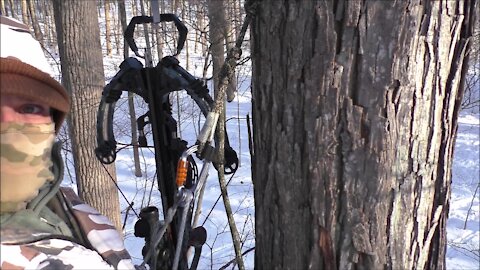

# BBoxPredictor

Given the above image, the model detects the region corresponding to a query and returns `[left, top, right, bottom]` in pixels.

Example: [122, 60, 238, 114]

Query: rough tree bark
[251, 1, 476, 269]
[53, 0, 122, 231]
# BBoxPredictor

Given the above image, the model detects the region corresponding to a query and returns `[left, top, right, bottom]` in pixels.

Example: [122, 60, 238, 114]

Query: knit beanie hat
[0, 16, 70, 132]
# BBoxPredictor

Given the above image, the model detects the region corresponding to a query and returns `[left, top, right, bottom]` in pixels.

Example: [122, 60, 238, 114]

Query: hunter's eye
[20, 103, 49, 116]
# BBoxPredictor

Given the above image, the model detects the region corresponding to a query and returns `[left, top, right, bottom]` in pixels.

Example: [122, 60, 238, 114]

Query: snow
[446, 112, 480, 269]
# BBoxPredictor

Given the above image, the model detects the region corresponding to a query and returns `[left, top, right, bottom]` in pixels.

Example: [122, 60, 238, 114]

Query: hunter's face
[0, 94, 52, 124]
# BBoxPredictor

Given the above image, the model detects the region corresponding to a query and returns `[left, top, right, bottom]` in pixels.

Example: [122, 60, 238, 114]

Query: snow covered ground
[446, 113, 480, 270]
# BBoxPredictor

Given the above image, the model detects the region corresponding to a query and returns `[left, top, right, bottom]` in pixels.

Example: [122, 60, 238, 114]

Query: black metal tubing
[125, 14, 187, 57]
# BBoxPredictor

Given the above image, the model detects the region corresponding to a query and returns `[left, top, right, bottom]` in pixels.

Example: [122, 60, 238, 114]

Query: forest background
[0, 0, 478, 269]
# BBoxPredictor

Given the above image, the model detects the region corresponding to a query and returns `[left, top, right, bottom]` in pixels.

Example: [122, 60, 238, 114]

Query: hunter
[0, 16, 136, 269]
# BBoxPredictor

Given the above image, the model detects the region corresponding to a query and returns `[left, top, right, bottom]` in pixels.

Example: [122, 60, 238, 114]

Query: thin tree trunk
[104, 0, 112, 55]
[251, 1, 475, 269]
[128, 0, 138, 43]
[154, 0, 164, 61]
[183, 0, 189, 70]
[194, 3, 202, 54]
[43, 0, 56, 49]
[53, 0, 122, 231]
[224, 0, 237, 102]
[0, 0, 7, 16]
[131, 0, 137, 16]
[7, 0, 16, 19]
[139, 0, 153, 66]
[208, 1, 245, 269]
[113, 1, 121, 55]
[234, 0, 242, 39]
[27, 0, 43, 45]
[118, 0, 142, 178]
[42, 0, 51, 46]
[21, 0, 28, 25]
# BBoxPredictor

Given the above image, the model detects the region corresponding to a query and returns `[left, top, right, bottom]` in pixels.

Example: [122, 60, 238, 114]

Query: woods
[2, 0, 478, 269]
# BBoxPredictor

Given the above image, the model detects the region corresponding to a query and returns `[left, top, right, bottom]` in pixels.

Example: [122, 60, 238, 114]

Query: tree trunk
[208, 1, 246, 269]
[112, 1, 121, 55]
[43, 0, 56, 49]
[27, 0, 43, 45]
[131, 0, 137, 17]
[0, 0, 6, 16]
[53, 0, 122, 232]
[182, 0, 189, 70]
[154, 0, 164, 61]
[118, 0, 142, 178]
[224, 0, 237, 102]
[139, 0, 153, 66]
[7, 0, 16, 19]
[21, 0, 28, 25]
[251, 1, 475, 269]
[104, 0, 112, 56]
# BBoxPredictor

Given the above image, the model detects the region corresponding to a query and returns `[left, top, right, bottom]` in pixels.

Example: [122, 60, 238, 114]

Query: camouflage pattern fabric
[1, 238, 117, 269]
[0, 188, 137, 269]
[60, 187, 136, 269]
[0, 122, 55, 213]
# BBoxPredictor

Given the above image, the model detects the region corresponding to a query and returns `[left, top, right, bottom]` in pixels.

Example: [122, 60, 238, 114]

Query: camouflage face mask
[0, 122, 55, 213]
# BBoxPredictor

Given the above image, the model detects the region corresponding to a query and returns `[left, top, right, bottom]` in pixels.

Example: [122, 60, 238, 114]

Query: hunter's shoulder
[1, 238, 116, 269]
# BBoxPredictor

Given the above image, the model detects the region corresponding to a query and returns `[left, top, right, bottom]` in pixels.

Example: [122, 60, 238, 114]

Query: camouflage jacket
[0, 143, 137, 269]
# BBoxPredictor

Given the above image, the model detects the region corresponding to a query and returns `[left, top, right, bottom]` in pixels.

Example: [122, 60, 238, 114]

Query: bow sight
[95, 14, 238, 270]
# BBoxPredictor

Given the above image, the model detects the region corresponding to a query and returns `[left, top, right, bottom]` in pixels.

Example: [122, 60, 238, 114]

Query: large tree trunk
[53, 0, 122, 231]
[251, 1, 475, 269]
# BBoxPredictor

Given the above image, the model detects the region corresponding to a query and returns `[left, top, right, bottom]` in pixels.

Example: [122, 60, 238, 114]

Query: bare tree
[208, 0, 245, 269]
[27, 0, 43, 45]
[251, 1, 476, 269]
[21, 0, 28, 24]
[225, 0, 237, 102]
[104, 0, 113, 56]
[0, 0, 6, 16]
[42, 0, 56, 48]
[118, 0, 142, 178]
[154, 0, 164, 60]
[7, 0, 16, 19]
[53, 0, 122, 231]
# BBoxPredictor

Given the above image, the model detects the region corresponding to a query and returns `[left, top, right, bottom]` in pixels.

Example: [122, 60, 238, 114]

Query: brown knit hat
[0, 16, 70, 132]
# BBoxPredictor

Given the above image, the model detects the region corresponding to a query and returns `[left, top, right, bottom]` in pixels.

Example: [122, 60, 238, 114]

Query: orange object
[176, 159, 189, 187]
